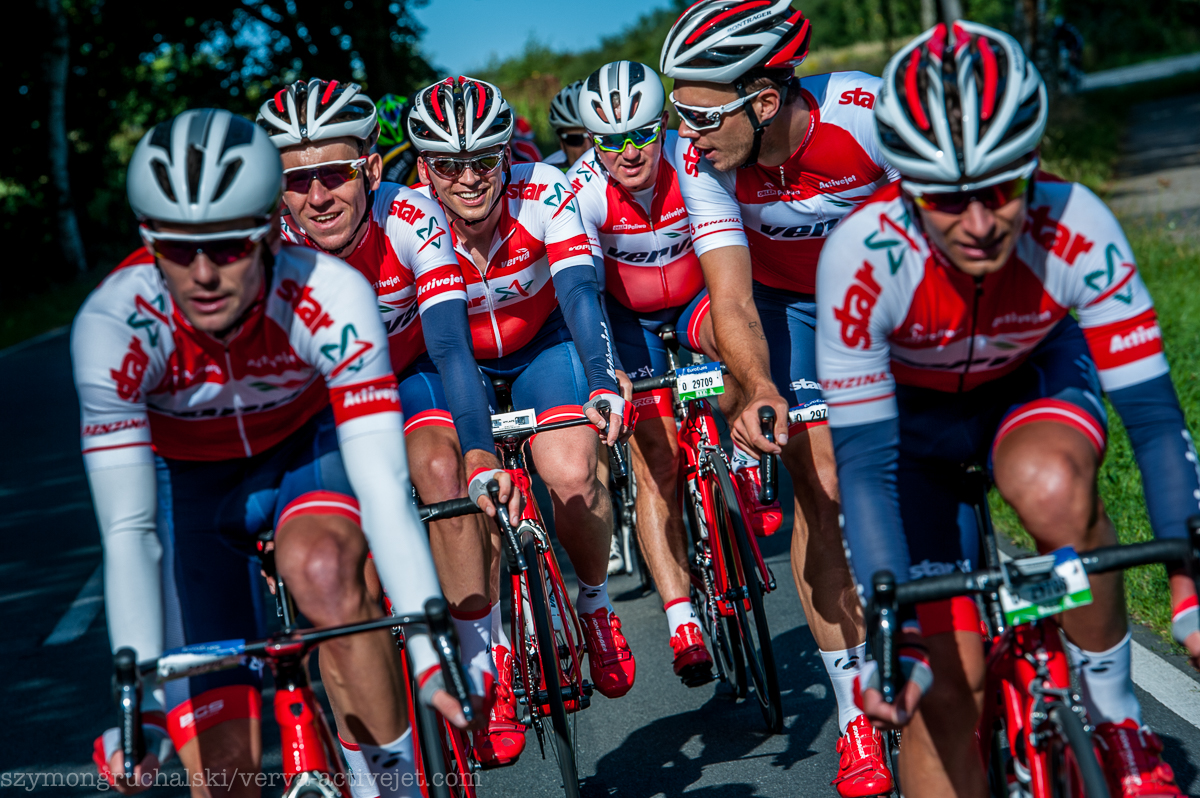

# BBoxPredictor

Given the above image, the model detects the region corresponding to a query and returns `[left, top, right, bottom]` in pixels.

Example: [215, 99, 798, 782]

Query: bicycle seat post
[656, 324, 682, 372]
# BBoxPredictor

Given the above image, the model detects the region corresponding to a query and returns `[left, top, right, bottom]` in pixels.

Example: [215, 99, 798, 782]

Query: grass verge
[0, 268, 108, 351]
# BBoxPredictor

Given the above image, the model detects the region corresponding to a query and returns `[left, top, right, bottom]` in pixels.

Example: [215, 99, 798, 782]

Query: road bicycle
[868, 472, 1200, 798]
[111, 497, 479, 798]
[483, 384, 622, 798]
[630, 327, 784, 733]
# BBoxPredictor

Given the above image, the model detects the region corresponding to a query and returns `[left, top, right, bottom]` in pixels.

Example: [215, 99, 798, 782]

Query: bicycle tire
[1049, 705, 1110, 798]
[686, 480, 746, 697]
[524, 538, 582, 798]
[414, 696, 454, 798]
[712, 456, 783, 733]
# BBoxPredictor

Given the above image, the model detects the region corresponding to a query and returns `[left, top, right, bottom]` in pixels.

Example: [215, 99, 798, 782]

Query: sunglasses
[670, 90, 764, 132]
[594, 123, 663, 153]
[282, 158, 368, 194]
[423, 152, 505, 181]
[910, 177, 1031, 215]
[140, 224, 271, 266]
[559, 132, 590, 146]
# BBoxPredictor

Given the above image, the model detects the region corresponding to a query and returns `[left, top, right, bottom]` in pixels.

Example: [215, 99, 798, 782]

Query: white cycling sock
[490, 601, 511, 652]
[731, 445, 759, 472]
[359, 729, 418, 798]
[665, 597, 699, 638]
[820, 644, 867, 734]
[1065, 631, 1142, 726]
[339, 736, 381, 798]
[450, 604, 497, 696]
[575, 577, 612, 616]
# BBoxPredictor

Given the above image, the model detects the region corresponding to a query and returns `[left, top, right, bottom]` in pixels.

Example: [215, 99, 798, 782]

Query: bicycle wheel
[685, 479, 746, 697]
[413, 695, 454, 798]
[524, 538, 581, 798]
[1049, 704, 1110, 798]
[711, 456, 783, 733]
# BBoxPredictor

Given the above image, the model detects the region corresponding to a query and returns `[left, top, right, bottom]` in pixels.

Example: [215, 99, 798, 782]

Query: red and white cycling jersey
[816, 178, 1168, 428]
[72, 246, 402, 463]
[567, 131, 704, 312]
[281, 182, 458, 374]
[413, 162, 593, 359]
[676, 72, 899, 294]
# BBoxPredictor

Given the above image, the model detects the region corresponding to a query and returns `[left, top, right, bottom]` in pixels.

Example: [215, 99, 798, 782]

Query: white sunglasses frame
[669, 89, 766, 132]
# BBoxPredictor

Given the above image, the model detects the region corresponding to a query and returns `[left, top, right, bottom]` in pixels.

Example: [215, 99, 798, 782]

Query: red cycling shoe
[579, 608, 636, 698]
[732, 465, 783, 537]
[670, 622, 715, 687]
[473, 645, 525, 768]
[1095, 720, 1183, 798]
[831, 714, 895, 798]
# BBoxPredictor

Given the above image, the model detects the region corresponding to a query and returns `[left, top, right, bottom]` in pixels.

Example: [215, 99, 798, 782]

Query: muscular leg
[406, 425, 490, 614]
[898, 631, 989, 798]
[530, 426, 611, 586]
[780, 424, 864, 649]
[275, 514, 408, 745]
[176, 719, 262, 798]
[630, 414, 688, 603]
[992, 421, 1125, 651]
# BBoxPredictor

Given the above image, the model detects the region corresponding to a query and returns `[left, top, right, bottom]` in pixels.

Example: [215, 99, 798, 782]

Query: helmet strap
[736, 75, 791, 169]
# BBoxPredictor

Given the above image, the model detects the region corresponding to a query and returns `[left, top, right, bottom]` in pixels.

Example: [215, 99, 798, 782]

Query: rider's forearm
[553, 263, 620, 395]
[598, 290, 626, 374]
[85, 459, 164, 660]
[420, 299, 495, 455]
[699, 246, 774, 395]
[337, 413, 443, 675]
[830, 418, 909, 597]
[1108, 373, 1200, 541]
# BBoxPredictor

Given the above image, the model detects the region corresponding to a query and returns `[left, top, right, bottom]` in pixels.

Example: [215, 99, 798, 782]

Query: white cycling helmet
[579, 61, 665, 135]
[875, 21, 1048, 190]
[127, 108, 282, 223]
[659, 0, 811, 84]
[256, 78, 378, 148]
[548, 80, 586, 131]
[407, 76, 514, 154]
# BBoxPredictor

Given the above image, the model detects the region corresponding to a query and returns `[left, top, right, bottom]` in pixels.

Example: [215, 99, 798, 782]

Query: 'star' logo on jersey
[833, 262, 882, 349]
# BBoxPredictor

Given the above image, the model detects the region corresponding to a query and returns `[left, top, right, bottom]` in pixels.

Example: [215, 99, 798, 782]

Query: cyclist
[256, 78, 504, 766]
[545, 80, 591, 170]
[76, 109, 463, 796]
[373, 93, 420, 186]
[407, 76, 638, 765]
[661, 2, 900, 792]
[817, 21, 1200, 798]
[510, 115, 544, 163]
[567, 60, 720, 687]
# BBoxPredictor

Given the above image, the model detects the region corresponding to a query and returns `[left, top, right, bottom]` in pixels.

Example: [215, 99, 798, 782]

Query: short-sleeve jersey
[73, 246, 401, 463]
[413, 162, 593, 359]
[281, 182, 459, 375]
[567, 131, 705, 313]
[816, 178, 1169, 429]
[676, 72, 900, 294]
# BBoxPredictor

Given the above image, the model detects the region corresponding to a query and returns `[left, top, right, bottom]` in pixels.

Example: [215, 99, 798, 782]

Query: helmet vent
[212, 159, 243, 203]
[220, 116, 255, 159]
[149, 118, 176, 164]
[150, 160, 177, 203]
[186, 144, 204, 204]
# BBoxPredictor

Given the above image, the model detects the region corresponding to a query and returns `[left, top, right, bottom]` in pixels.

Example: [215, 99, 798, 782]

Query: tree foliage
[3, 0, 435, 301]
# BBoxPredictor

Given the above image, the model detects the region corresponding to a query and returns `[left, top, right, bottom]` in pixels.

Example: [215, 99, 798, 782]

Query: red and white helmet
[875, 21, 1048, 189]
[408, 77, 514, 154]
[659, 0, 811, 84]
[256, 78, 378, 148]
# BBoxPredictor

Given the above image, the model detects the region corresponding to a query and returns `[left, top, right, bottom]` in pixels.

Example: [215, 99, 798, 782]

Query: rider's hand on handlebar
[465, 452, 522, 520]
[584, 393, 634, 446]
[859, 679, 925, 731]
[100, 748, 160, 795]
[732, 387, 789, 457]
[615, 370, 634, 403]
[429, 688, 490, 732]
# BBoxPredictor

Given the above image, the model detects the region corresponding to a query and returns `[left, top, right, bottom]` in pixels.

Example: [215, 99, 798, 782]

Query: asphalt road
[2, 330, 1200, 797]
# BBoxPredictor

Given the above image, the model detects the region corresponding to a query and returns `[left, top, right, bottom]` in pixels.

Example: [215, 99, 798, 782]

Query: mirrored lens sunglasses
[282, 158, 368, 194]
[593, 123, 663, 153]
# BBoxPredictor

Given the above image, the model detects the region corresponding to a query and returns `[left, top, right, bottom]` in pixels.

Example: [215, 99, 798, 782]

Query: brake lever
[757, 406, 778, 504]
[114, 647, 145, 779]
[871, 571, 900, 705]
[424, 598, 474, 724]
[488, 479, 526, 572]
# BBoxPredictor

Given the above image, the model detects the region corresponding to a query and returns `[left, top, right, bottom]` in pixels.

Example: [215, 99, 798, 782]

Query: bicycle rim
[1049, 705, 1110, 798]
[712, 457, 783, 733]
[524, 538, 581, 798]
[687, 479, 746, 696]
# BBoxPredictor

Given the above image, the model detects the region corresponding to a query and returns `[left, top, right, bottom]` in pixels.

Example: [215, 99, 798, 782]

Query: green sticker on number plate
[676, 362, 725, 401]
[998, 546, 1093, 626]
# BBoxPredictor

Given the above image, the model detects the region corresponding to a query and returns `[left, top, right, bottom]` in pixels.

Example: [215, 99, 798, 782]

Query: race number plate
[999, 546, 1093, 626]
[676, 362, 725, 401]
[491, 408, 537, 436]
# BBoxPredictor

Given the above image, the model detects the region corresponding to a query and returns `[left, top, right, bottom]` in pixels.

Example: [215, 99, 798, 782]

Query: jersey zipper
[224, 347, 253, 457]
[957, 277, 984, 394]
[474, 261, 504, 358]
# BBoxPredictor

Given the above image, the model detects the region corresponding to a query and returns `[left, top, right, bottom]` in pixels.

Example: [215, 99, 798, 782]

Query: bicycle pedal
[581, 680, 594, 696]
